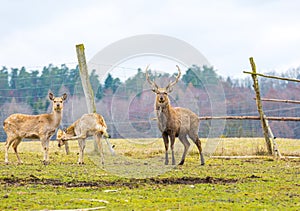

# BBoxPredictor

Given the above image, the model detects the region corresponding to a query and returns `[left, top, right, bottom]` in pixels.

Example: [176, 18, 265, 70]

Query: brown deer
[56, 113, 112, 164]
[146, 65, 205, 165]
[3, 92, 67, 165]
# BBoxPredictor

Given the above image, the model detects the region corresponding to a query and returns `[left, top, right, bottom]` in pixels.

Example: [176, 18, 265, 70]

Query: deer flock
[3, 65, 204, 166]
[3, 93, 110, 165]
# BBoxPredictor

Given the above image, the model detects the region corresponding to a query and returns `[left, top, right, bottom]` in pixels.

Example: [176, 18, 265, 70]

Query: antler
[145, 65, 158, 90]
[166, 65, 181, 91]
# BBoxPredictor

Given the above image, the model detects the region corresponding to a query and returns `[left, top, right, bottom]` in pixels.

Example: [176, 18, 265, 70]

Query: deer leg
[162, 132, 169, 165]
[95, 133, 104, 165]
[5, 137, 15, 164]
[190, 134, 205, 165]
[63, 134, 87, 141]
[178, 135, 190, 165]
[64, 141, 70, 155]
[41, 138, 50, 165]
[12, 138, 23, 164]
[105, 138, 115, 156]
[170, 134, 176, 165]
[77, 139, 86, 164]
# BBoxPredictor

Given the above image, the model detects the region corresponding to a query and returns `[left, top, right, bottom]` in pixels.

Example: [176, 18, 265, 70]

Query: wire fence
[0, 62, 299, 156]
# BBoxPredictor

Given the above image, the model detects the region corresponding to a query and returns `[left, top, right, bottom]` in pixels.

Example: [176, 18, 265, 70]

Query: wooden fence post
[249, 57, 273, 155]
[76, 44, 96, 113]
[264, 115, 282, 158]
[76, 44, 98, 152]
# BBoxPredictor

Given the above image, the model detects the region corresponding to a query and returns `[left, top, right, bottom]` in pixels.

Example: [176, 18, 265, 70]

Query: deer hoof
[178, 161, 184, 165]
[43, 160, 50, 165]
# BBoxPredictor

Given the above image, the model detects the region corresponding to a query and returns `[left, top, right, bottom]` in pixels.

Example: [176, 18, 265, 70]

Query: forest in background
[1, 64, 300, 140]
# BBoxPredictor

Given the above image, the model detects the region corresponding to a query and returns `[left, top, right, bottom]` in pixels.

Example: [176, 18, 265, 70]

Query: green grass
[0, 138, 299, 210]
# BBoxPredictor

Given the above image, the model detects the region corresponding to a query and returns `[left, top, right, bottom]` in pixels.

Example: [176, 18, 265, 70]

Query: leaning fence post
[76, 44, 96, 113]
[76, 44, 98, 152]
[264, 115, 282, 158]
[249, 57, 273, 155]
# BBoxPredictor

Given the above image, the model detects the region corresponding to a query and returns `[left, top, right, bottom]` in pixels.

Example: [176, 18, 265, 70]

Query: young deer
[56, 113, 112, 164]
[146, 65, 205, 165]
[3, 92, 67, 165]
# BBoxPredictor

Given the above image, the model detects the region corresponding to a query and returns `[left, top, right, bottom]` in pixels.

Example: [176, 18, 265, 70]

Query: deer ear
[57, 129, 63, 137]
[62, 93, 67, 101]
[49, 92, 54, 100]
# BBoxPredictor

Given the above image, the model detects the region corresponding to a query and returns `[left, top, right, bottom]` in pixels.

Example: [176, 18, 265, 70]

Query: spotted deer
[4, 92, 67, 165]
[56, 113, 112, 164]
[146, 65, 205, 165]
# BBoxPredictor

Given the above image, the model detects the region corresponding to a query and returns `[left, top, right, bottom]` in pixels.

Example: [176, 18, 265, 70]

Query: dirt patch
[1, 176, 238, 188]
[145, 176, 238, 185]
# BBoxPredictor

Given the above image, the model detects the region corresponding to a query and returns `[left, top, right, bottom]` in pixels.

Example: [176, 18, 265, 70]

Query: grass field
[0, 138, 299, 210]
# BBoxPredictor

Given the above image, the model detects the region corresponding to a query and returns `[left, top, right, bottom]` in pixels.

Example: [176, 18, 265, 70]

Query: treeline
[1, 64, 300, 140]
[0, 64, 221, 112]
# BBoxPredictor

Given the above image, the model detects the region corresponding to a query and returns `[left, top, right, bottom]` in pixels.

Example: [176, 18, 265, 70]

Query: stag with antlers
[146, 65, 205, 165]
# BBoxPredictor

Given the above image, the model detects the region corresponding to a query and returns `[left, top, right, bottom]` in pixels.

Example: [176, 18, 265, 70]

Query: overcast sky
[1, 0, 300, 78]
